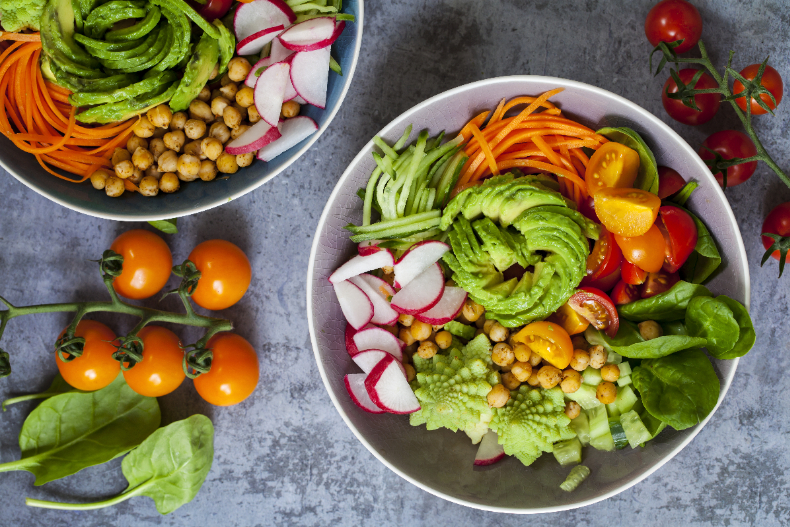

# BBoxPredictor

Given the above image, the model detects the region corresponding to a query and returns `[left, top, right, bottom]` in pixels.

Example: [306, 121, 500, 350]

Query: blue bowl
[2, 1, 363, 221]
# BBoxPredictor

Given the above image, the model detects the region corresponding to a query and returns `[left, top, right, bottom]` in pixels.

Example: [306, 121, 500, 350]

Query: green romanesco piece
[490, 386, 576, 467]
[0, 0, 46, 31]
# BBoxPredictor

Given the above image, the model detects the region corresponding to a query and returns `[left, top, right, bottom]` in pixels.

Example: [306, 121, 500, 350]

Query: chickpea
[491, 342, 514, 367]
[158, 172, 180, 193]
[417, 341, 438, 360]
[170, 111, 187, 131]
[537, 365, 562, 389]
[510, 361, 532, 382]
[126, 135, 148, 155]
[410, 320, 432, 341]
[114, 159, 134, 179]
[638, 320, 663, 341]
[398, 314, 414, 327]
[184, 140, 205, 159]
[513, 343, 531, 363]
[163, 130, 186, 152]
[571, 335, 589, 351]
[399, 327, 416, 347]
[223, 105, 243, 129]
[231, 123, 250, 140]
[201, 137, 223, 161]
[247, 104, 261, 123]
[112, 147, 131, 166]
[147, 104, 172, 129]
[529, 352, 543, 367]
[219, 82, 238, 101]
[435, 331, 453, 350]
[601, 364, 621, 382]
[569, 349, 591, 371]
[236, 153, 254, 168]
[220, 73, 232, 86]
[189, 99, 213, 121]
[209, 122, 231, 143]
[227, 57, 252, 82]
[404, 363, 416, 383]
[184, 119, 207, 140]
[483, 319, 496, 334]
[487, 384, 510, 408]
[208, 63, 219, 81]
[489, 322, 509, 343]
[596, 381, 617, 404]
[560, 369, 582, 393]
[132, 115, 155, 138]
[151, 126, 167, 139]
[236, 86, 255, 108]
[90, 169, 109, 189]
[526, 370, 541, 386]
[177, 154, 200, 179]
[459, 299, 482, 322]
[500, 362, 512, 373]
[501, 372, 521, 390]
[138, 175, 159, 197]
[197, 86, 211, 102]
[281, 100, 300, 118]
[198, 160, 217, 182]
[211, 96, 230, 118]
[589, 345, 606, 369]
[233, 103, 248, 121]
[565, 401, 581, 420]
[131, 147, 154, 171]
[128, 167, 144, 185]
[104, 175, 125, 197]
[158, 149, 178, 173]
[145, 165, 162, 180]
[149, 138, 167, 161]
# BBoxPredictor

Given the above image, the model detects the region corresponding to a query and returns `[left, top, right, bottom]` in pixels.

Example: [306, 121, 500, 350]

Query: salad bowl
[306, 76, 750, 513]
[0, 0, 363, 222]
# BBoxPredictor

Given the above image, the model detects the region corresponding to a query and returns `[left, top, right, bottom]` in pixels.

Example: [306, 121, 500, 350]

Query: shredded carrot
[0, 32, 41, 42]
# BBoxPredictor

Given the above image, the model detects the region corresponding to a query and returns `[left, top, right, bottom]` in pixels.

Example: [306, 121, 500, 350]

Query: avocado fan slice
[77, 80, 179, 124]
[168, 31, 220, 111]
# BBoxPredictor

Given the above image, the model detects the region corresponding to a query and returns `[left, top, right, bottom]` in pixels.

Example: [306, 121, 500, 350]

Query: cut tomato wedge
[567, 287, 619, 338]
[621, 260, 647, 285]
[615, 224, 667, 273]
[641, 270, 680, 299]
[547, 302, 590, 336]
[658, 205, 698, 273]
[585, 142, 640, 196]
[584, 227, 622, 282]
[594, 187, 661, 237]
[581, 264, 621, 292]
[511, 321, 574, 369]
[657, 167, 686, 199]
[611, 280, 641, 305]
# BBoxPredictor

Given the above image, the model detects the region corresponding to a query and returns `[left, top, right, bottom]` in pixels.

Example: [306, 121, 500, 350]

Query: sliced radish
[234, 0, 295, 43]
[473, 430, 506, 466]
[353, 349, 407, 375]
[352, 326, 404, 360]
[244, 39, 296, 88]
[344, 374, 384, 414]
[329, 251, 395, 284]
[278, 17, 342, 52]
[358, 241, 385, 256]
[256, 116, 318, 162]
[415, 287, 468, 325]
[224, 119, 281, 155]
[289, 47, 330, 109]
[393, 241, 451, 288]
[333, 280, 373, 330]
[236, 25, 284, 56]
[390, 263, 445, 315]
[364, 354, 420, 414]
[356, 273, 395, 298]
[253, 62, 289, 127]
[349, 275, 398, 326]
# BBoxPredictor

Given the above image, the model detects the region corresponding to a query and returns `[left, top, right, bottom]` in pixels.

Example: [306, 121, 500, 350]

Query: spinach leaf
[714, 296, 756, 359]
[639, 406, 667, 441]
[585, 323, 707, 359]
[661, 320, 688, 335]
[685, 296, 740, 359]
[596, 127, 659, 194]
[0, 374, 160, 485]
[618, 281, 712, 322]
[2, 373, 78, 411]
[668, 181, 699, 206]
[679, 208, 721, 284]
[631, 349, 720, 431]
[147, 218, 178, 234]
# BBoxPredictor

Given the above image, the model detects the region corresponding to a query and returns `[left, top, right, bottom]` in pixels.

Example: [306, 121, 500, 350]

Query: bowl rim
[306, 75, 750, 514]
[3, 1, 365, 222]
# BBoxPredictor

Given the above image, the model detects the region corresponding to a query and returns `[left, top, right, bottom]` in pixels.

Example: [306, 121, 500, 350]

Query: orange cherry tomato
[585, 142, 640, 196]
[594, 187, 661, 237]
[511, 321, 573, 369]
[615, 224, 667, 273]
[194, 333, 259, 406]
[123, 326, 185, 397]
[110, 230, 173, 300]
[547, 302, 590, 336]
[56, 320, 119, 391]
[189, 240, 252, 310]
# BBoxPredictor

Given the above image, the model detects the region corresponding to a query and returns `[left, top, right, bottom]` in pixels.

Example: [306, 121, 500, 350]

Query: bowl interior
[2, 0, 362, 221]
[307, 76, 749, 513]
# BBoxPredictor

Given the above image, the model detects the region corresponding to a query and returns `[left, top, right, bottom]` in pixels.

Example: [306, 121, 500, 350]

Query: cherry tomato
[547, 302, 590, 336]
[615, 224, 667, 273]
[699, 130, 758, 187]
[582, 264, 621, 293]
[585, 143, 640, 196]
[657, 166, 686, 199]
[578, 194, 599, 223]
[662, 69, 721, 125]
[657, 206, 698, 272]
[733, 64, 784, 115]
[189, 240, 252, 310]
[194, 333, 259, 406]
[567, 287, 619, 338]
[641, 270, 680, 298]
[594, 187, 661, 237]
[56, 320, 119, 391]
[111, 230, 173, 300]
[644, 0, 702, 54]
[611, 280, 641, 305]
[584, 227, 622, 282]
[621, 260, 648, 285]
[761, 202, 790, 262]
[123, 326, 185, 397]
[511, 321, 573, 369]
[189, 0, 234, 21]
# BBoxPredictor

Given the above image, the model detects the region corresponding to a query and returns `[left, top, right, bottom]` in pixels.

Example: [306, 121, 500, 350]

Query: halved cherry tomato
[547, 302, 590, 336]
[621, 260, 648, 285]
[567, 287, 619, 338]
[111, 230, 173, 300]
[641, 270, 680, 298]
[657, 206, 698, 272]
[584, 227, 622, 282]
[611, 280, 641, 305]
[594, 187, 661, 237]
[582, 264, 621, 292]
[56, 320, 120, 391]
[578, 194, 599, 223]
[585, 143, 640, 196]
[194, 333, 259, 406]
[189, 240, 252, 311]
[123, 326, 185, 397]
[733, 64, 783, 115]
[511, 321, 573, 369]
[657, 167, 686, 199]
[615, 224, 667, 273]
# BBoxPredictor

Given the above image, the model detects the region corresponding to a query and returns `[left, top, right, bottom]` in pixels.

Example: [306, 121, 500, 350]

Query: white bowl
[306, 76, 750, 513]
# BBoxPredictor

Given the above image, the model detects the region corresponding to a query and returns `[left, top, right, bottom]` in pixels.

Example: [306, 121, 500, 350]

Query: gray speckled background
[1, 0, 788, 525]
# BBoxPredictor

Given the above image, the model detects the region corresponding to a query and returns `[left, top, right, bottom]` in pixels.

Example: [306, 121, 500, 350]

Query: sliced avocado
[77, 81, 178, 123]
[42, 0, 101, 69]
[84, 0, 147, 38]
[169, 31, 220, 111]
[69, 71, 177, 106]
[152, 3, 190, 71]
[104, 4, 160, 41]
[214, 19, 235, 76]
[151, 0, 219, 39]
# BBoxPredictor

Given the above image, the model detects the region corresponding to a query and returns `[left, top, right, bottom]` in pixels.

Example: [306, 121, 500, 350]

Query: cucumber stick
[615, 385, 638, 414]
[588, 406, 614, 451]
[570, 413, 590, 446]
[609, 418, 628, 449]
[620, 410, 653, 448]
[553, 437, 582, 466]
[617, 375, 632, 387]
[560, 465, 591, 492]
[564, 383, 601, 410]
[582, 367, 602, 386]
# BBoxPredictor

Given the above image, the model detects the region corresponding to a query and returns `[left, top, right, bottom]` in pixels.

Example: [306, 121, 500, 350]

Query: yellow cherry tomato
[615, 224, 667, 273]
[56, 320, 120, 391]
[123, 326, 185, 397]
[110, 230, 173, 300]
[547, 302, 590, 336]
[593, 187, 661, 237]
[189, 240, 252, 311]
[194, 333, 259, 406]
[511, 321, 574, 369]
[585, 142, 640, 196]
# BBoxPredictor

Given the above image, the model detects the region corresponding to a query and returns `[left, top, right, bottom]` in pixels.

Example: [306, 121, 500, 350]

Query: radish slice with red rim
[344, 374, 384, 414]
[278, 17, 337, 51]
[234, 0, 294, 43]
[473, 430, 506, 466]
[333, 280, 373, 330]
[289, 47, 330, 109]
[224, 119, 281, 155]
[364, 354, 420, 414]
[390, 263, 445, 315]
[393, 240, 450, 288]
[253, 62, 290, 127]
[349, 275, 398, 326]
[352, 326, 404, 361]
[329, 251, 395, 284]
[415, 287, 468, 325]
[256, 116, 319, 162]
[236, 25, 284, 56]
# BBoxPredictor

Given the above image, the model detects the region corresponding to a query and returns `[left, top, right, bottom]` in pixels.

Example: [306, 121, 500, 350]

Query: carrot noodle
[0, 39, 136, 183]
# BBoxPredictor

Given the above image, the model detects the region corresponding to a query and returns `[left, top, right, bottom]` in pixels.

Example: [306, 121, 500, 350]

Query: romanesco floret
[489, 386, 576, 466]
[0, 0, 46, 32]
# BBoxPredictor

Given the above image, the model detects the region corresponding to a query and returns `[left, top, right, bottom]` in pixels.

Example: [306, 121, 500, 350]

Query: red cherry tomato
[761, 202, 790, 262]
[621, 260, 648, 285]
[567, 287, 619, 338]
[56, 320, 119, 391]
[584, 227, 622, 282]
[644, 0, 702, 54]
[578, 194, 599, 223]
[189, 0, 234, 20]
[657, 166, 686, 199]
[611, 280, 641, 305]
[582, 264, 621, 293]
[733, 64, 784, 115]
[662, 69, 721, 125]
[641, 270, 680, 299]
[615, 224, 667, 274]
[699, 130, 758, 187]
[657, 206, 698, 272]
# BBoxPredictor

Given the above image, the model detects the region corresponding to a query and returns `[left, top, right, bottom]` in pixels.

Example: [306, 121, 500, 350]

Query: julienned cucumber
[553, 437, 582, 466]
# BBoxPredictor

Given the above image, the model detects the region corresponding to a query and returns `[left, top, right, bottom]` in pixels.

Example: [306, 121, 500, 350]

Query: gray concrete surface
[1, 0, 789, 525]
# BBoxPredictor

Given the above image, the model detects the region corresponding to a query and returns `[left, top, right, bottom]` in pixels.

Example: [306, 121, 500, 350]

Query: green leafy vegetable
[715, 296, 756, 359]
[685, 296, 740, 358]
[661, 320, 688, 335]
[585, 323, 707, 359]
[0, 0, 46, 32]
[2, 373, 79, 411]
[631, 349, 720, 431]
[668, 181, 699, 206]
[679, 208, 721, 284]
[596, 127, 659, 194]
[147, 218, 178, 234]
[618, 281, 712, 322]
[0, 374, 160, 485]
